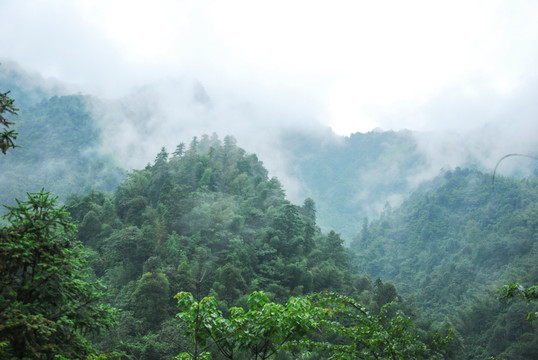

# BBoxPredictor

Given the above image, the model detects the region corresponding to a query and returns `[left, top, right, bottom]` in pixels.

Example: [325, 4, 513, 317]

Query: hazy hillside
[2, 2, 538, 358]
[3, 63, 536, 241]
[0, 66, 125, 207]
[61, 138, 538, 359]
[282, 129, 427, 239]
[2, 67, 538, 358]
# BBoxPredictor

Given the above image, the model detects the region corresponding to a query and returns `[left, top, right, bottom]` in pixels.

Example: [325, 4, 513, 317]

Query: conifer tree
[0, 191, 117, 358]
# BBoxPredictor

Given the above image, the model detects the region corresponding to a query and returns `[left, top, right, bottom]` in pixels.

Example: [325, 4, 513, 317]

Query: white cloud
[1, 0, 537, 155]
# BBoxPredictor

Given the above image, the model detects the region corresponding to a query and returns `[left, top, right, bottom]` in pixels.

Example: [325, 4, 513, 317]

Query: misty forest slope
[63, 136, 435, 358]
[2, 61, 432, 241]
[0, 67, 125, 207]
[65, 141, 538, 359]
[2, 68, 538, 359]
[352, 168, 538, 359]
[282, 130, 427, 239]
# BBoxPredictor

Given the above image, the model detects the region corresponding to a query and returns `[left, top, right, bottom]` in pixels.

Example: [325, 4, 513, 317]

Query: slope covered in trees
[351, 168, 538, 359]
[3, 72, 537, 357]
[1, 64, 125, 207]
[66, 135, 447, 358]
[0, 90, 119, 358]
[0, 94, 125, 207]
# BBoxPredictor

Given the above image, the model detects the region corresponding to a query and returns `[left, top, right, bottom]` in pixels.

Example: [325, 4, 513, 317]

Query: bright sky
[1, 0, 538, 135]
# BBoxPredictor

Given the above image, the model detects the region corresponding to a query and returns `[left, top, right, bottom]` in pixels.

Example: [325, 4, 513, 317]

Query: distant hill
[282, 129, 428, 240]
[0, 60, 67, 108]
[2, 61, 536, 245]
[0, 66, 125, 207]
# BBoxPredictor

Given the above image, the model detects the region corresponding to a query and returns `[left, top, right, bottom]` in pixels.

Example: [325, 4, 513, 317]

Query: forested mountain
[0, 66, 125, 207]
[63, 136, 443, 358]
[2, 70, 538, 358]
[351, 168, 538, 359]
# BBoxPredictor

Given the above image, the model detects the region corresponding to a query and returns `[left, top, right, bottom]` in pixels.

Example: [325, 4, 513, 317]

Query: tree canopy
[174, 290, 451, 360]
[0, 190, 117, 358]
[0, 90, 18, 154]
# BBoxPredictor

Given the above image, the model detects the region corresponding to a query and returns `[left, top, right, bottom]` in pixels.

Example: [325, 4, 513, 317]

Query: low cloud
[2, 0, 538, 211]
[406, 77, 538, 181]
[88, 76, 327, 202]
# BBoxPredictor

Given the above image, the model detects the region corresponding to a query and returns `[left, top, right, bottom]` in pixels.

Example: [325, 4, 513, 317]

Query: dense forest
[1, 76, 537, 359]
[0, 94, 124, 208]
[352, 168, 538, 358]
[65, 135, 450, 358]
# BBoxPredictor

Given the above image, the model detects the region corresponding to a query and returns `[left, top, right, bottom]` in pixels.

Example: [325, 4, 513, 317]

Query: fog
[1, 0, 538, 203]
[86, 77, 323, 200]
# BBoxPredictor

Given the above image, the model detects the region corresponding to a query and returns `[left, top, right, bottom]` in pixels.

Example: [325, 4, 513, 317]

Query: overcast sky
[2, 0, 538, 136]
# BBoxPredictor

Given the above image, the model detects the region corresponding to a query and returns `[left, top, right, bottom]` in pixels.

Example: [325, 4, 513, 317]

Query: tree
[498, 283, 538, 322]
[132, 271, 171, 330]
[174, 291, 325, 360]
[174, 291, 452, 359]
[0, 190, 117, 358]
[302, 198, 316, 223]
[0, 90, 19, 154]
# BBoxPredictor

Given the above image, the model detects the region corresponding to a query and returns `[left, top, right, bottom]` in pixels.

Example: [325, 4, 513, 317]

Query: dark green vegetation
[0, 90, 19, 154]
[352, 168, 538, 359]
[65, 135, 451, 358]
[498, 283, 538, 323]
[0, 190, 117, 358]
[1, 78, 537, 358]
[0, 89, 120, 359]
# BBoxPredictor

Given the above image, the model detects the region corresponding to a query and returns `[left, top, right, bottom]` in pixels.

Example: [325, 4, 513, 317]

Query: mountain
[0, 64, 125, 207]
[2, 64, 538, 358]
[0, 60, 67, 109]
[4, 62, 536, 242]
[282, 129, 427, 239]
[64, 136, 425, 358]
[351, 167, 538, 359]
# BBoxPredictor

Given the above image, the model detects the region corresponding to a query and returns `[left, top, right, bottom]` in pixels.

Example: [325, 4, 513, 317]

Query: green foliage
[0, 190, 117, 358]
[0, 90, 19, 154]
[72, 135, 387, 356]
[498, 283, 538, 322]
[351, 168, 538, 358]
[175, 291, 451, 359]
[132, 272, 171, 329]
[63, 136, 471, 358]
[498, 283, 538, 302]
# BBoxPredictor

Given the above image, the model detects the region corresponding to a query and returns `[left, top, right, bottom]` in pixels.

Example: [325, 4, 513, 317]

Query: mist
[85, 76, 328, 202]
[408, 77, 538, 184]
[1, 0, 538, 205]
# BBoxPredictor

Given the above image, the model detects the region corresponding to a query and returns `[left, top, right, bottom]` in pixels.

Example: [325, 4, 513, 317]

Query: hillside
[0, 70, 125, 207]
[351, 168, 538, 359]
[4, 63, 535, 243]
[2, 71, 538, 358]
[282, 129, 427, 239]
[64, 136, 435, 358]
